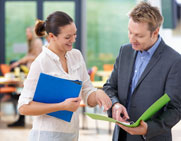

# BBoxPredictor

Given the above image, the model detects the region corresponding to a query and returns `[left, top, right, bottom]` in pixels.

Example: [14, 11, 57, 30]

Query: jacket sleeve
[146, 58, 181, 139]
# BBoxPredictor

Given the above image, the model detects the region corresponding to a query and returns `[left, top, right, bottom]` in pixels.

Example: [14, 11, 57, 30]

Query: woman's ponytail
[34, 19, 46, 37]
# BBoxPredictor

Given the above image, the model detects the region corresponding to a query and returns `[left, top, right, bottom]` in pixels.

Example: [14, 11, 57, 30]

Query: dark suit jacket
[103, 39, 181, 141]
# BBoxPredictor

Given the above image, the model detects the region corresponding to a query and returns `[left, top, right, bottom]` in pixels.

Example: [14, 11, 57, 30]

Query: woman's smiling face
[54, 22, 77, 52]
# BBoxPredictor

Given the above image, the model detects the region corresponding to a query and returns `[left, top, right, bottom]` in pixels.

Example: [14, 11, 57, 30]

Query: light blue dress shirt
[131, 36, 161, 93]
[126, 36, 161, 109]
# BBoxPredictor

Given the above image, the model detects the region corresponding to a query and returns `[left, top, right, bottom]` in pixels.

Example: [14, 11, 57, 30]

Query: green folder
[85, 93, 170, 127]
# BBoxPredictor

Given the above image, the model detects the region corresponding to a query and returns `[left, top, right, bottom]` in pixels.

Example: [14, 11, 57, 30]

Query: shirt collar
[138, 35, 161, 57]
[147, 35, 161, 56]
[43, 45, 69, 61]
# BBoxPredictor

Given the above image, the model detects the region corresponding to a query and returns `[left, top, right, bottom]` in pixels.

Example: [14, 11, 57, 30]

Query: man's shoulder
[121, 43, 132, 49]
[165, 46, 180, 56]
[118, 43, 134, 55]
[161, 40, 181, 59]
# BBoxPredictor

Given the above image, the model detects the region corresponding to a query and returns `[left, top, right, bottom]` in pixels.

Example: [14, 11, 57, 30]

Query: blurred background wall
[0, 0, 180, 70]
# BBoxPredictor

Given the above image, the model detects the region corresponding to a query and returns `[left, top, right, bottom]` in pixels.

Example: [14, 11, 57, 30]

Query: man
[103, 2, 181, 141]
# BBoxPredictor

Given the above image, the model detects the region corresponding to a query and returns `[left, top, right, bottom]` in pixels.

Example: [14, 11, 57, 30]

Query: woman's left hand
[95, 89, 112, 112]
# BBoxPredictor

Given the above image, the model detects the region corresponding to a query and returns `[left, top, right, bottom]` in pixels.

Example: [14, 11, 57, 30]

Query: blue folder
[33, 73, 82, 122]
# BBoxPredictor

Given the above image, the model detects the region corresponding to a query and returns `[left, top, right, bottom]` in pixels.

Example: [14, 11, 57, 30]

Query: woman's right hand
[61, 97, 81, 112]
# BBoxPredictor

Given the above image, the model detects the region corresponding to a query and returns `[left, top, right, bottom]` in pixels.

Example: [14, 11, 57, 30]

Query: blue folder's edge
[40, 73, 82, 86]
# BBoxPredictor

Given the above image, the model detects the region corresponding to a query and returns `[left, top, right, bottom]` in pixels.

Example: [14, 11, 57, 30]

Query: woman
[7, 27, 43, 127]
[18, 11, 112, 141]
[10, 27, 42, 69]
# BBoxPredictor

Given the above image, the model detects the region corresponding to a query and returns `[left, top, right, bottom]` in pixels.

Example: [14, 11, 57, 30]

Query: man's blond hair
[129, 2, 163, 32]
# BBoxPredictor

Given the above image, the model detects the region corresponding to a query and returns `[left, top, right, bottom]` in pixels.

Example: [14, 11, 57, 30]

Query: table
[96, 71, 112, 77]
[92, 81, 105, 89]
[0, 77, 24, 95]
[0, 77, 22, 85]
[0, 77, 22, 120]
[95, 71, 112, 82]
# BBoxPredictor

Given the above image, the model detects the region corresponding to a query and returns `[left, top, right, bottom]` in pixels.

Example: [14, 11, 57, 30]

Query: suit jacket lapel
[133, 40, 165, 94]
[125, 50, 137, 96]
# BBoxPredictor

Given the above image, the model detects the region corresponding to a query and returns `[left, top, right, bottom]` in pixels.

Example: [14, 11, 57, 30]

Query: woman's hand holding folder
[62, 97, 81, 112]
[19, 97, 81, 116]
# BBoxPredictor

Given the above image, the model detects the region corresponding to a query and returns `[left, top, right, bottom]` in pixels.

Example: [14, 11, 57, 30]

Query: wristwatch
[141, 135, 146, 140]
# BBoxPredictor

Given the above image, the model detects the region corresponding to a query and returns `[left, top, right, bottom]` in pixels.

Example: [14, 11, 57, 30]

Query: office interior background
[0, 0, 180, 70]
[0, 0, 181, 141]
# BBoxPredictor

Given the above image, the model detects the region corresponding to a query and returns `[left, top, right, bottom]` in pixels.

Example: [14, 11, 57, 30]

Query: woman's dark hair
[35, 11, 73, 37]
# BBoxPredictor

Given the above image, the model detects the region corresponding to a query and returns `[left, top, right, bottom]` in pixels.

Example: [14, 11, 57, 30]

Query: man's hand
[117, 120, 148, 135]
[112, 103, 129, 122]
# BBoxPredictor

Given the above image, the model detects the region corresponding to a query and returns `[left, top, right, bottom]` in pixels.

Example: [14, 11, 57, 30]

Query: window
[86, 0, 136, 69]
[5, 2, 36, 63]
[44, 2, 75, 20]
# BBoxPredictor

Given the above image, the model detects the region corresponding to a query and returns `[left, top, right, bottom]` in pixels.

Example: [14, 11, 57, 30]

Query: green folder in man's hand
[85, 93, 170, 127]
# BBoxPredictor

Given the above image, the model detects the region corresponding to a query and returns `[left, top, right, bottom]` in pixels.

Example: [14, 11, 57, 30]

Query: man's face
[128, 18, 157, 51]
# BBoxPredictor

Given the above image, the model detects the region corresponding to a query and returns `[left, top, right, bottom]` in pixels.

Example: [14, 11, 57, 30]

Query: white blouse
[18, 46, 97, 141]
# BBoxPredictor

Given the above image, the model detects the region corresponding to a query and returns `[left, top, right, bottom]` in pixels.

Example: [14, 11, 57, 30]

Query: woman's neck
[48, 44, 68, 73]
[48, 44, 66, 60]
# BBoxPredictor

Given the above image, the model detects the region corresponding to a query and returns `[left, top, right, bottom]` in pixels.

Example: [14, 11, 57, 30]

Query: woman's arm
[10, 55, 36, 69]
[87, 89, 112, 111]
[19, 97, 81, 116]
[75, 50, 112, 110]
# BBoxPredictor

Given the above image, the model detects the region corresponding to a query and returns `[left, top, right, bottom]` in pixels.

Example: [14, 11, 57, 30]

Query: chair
[89, 66, 98, 81]
[79, 103, 87, 129]
[0, 64, 10, 75]
[103, 64, 113, 71]
[0, 64, 17, 116]
[0, 87, 16, 93]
